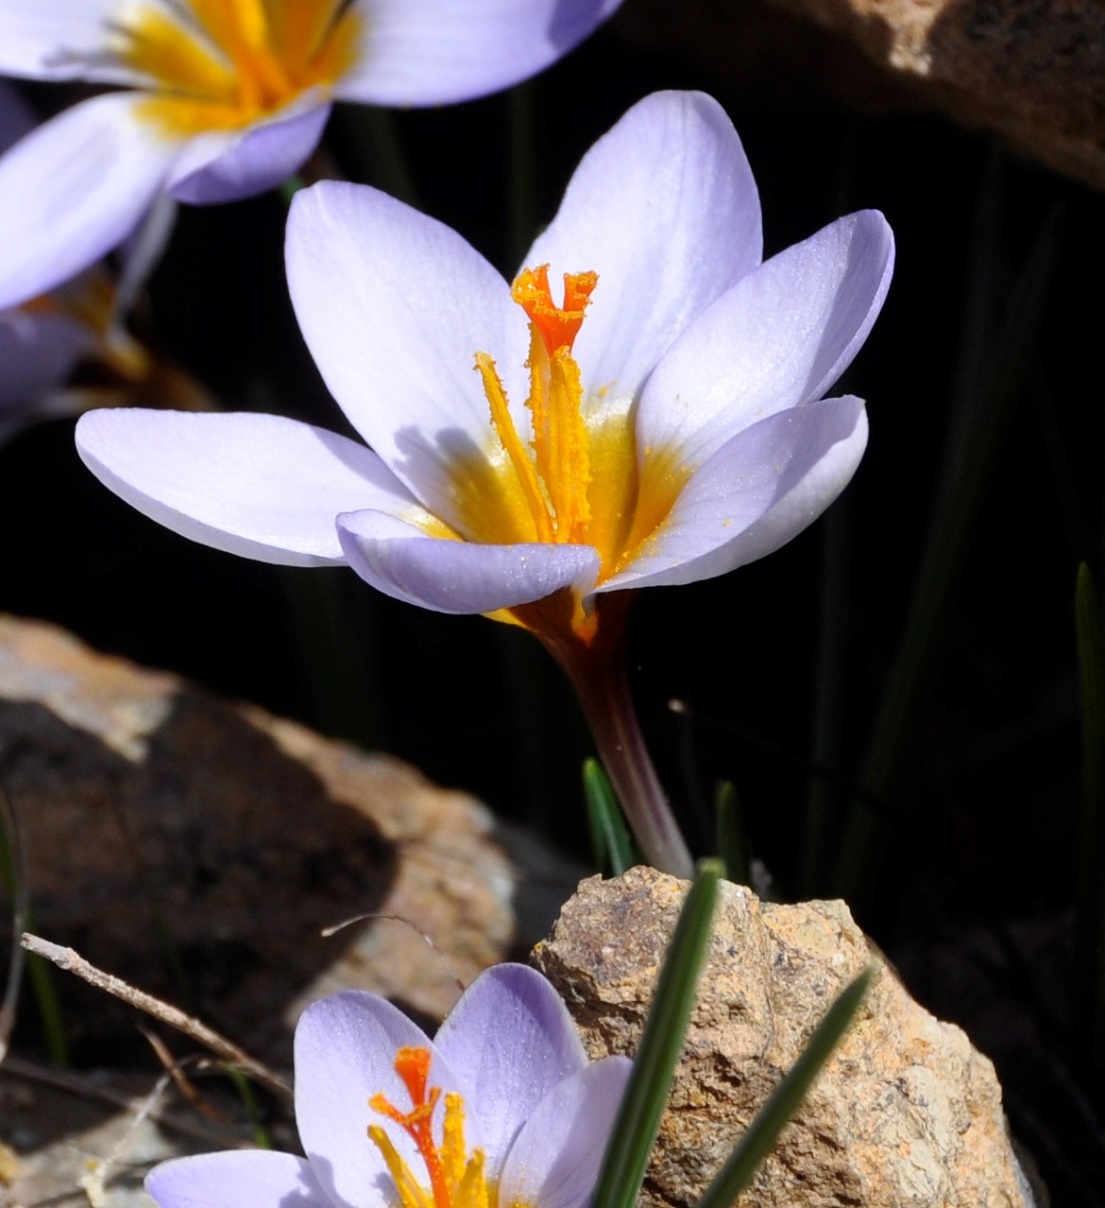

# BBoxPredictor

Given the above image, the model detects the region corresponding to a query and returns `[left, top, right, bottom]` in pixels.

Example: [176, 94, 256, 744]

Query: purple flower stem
[533, 593, 694, 879]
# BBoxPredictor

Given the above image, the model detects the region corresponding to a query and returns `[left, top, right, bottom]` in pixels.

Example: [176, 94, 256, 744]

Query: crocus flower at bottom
[146, 964, 632, 1208]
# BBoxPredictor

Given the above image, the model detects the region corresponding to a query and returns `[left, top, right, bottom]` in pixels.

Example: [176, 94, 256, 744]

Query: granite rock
[619, 0, 1105, 193]
[0, 614, 559, 1062]
[533, 866, 1036, 1208]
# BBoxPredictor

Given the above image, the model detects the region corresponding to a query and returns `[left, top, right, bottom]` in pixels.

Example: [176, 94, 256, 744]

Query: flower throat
[114, 0, 361, 136]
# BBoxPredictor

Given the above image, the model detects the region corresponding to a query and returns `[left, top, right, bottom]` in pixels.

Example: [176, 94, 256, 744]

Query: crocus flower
[146, 964, 632, 1208]
[77, 90, 894, 874]
[0, 0, 623, 309]
[0, 79, 208, 444]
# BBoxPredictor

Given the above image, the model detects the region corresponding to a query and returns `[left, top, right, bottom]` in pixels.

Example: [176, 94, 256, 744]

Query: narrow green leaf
[714, 782, 749, 886]
[591, 859, 722, 1208]
[0, 786, 67, 1066]
[696, 967, 873, 1208]
[583, 758, 636, 876]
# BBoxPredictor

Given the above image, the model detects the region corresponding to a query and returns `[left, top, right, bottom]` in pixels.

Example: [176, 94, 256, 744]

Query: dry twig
[19, 933, 290, 1100]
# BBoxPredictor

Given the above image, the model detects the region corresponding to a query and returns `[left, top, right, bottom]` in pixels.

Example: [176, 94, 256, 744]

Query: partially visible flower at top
[0, 0, 623, 309]
[146, 964, 632, 1208]
[0, 80, 209, 444]
[77, 90, 894, 874]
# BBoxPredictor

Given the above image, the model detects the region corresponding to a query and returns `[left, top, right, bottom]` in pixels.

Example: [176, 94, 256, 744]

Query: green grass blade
[583, 758, 636, 876]
[591, 859, 722, 1208]
[696, 967, 873, 1208]
[714, 781, 749, 886]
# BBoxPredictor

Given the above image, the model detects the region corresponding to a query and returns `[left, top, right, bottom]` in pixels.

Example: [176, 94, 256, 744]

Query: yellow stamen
[113, 0, 362, 138]
[367, 1047, 490, 1208]
[475, 352, 554, 544]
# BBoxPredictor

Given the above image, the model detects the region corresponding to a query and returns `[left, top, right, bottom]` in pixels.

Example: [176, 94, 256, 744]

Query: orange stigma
[511, 265, 598, 356]
[368, 1047, 489, 1208]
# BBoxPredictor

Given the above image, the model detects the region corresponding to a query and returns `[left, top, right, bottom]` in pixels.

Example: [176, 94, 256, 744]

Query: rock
[532, 866, 1036, 1208]
[0, 614, 574, 1063]
[618, 0, 1105, 194]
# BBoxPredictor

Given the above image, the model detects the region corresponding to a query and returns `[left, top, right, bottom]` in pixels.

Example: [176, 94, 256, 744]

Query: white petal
[146, 1151, 328, 1208]
[76, 409, 419, 566]
[434, 965, 588, 1175]
[637, 210, 894, 474]
[603, 396, 868, 591]
[0, 1, 138, 83]
[498, 1057, 633, 1208]
[0, 94, 177, 309]
[338, 511, 600, 614]
[286, 181, 529, 521]
[294, 991, 467, 1208]
[336, 0, 622, 107]
[526, 91, 762, 401]
[168, 99, 331, 205]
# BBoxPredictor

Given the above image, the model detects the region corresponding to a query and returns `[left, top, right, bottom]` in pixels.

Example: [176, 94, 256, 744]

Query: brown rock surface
[619, 0, 1105, 193]
[0, 613, 568, 1063]
[533, 866, 1036, 1207]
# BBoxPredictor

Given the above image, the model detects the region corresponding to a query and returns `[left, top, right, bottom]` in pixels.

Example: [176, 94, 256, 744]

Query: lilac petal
[0, 2, 142, 85]
[603, 396, 867, 592]
[526, 91, 762, 401]
[168, 100, 331, 205]
[0, 80, 37, 151]
[336, 0, 622, 107]
[498, 1056, 633, 1208]
[338, 512, 601, 614]
[146, 1151, 328, 1208]
[76, 409, 419, 566]
[0, 93, 177, 309]
[0, 308, 95, 408]
[294, 991, 469, 1208]
[637, 210, 894, 473]
[434, 965, 589, 1174]
[286, 181, 530, 521]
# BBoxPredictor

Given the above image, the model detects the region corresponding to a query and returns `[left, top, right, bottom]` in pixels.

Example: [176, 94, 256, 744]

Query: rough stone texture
[618, 0, 1105, 193]
[533, 866, 1035, 1208]
[0, 614, 562, 1062]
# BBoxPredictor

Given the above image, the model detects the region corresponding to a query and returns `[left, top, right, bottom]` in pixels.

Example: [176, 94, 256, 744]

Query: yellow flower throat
[113, 0, 361, 136]
[465, 266, 662, 588]
[368, 1046, 505, 1208]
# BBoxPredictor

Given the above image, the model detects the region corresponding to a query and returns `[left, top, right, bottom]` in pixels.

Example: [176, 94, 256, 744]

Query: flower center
[112, 0, 362, 137]
[368, 1047, 491, 1208]
[470, 267, 640, 582]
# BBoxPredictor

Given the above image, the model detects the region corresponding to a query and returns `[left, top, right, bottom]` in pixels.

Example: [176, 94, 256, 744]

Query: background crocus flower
[146, 964, 632, 1208]
[0, 79, 209, 445]
[77, 90, 894, 873]
[0, 0, 623, 310]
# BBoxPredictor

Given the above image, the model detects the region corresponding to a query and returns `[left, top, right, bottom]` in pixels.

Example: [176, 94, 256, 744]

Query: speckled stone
[533, 866, 1036, 1207]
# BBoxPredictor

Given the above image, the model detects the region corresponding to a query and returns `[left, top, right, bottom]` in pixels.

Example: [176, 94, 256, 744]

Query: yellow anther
[367, 1048, 490, 1208]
